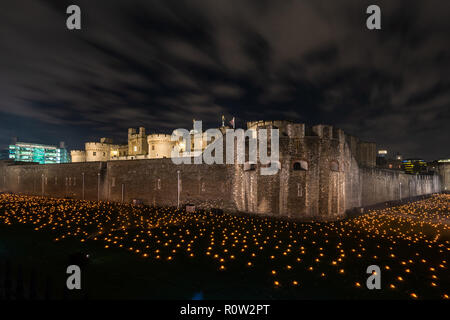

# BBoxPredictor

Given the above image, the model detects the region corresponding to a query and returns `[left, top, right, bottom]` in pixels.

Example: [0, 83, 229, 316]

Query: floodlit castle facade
[71, 127, 179, 162]
[71, 137, 129, 163]
[147, 134, 176, 159]
[1, 120, 442, 221]
[70, 125, 215, 162]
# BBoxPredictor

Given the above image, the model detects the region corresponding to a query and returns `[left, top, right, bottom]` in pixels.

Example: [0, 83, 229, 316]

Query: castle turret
[147, 134, 176, 158]
[85, 142, 111, 162]
[70, 150, 86, 163]
[128, 127, 148, 156]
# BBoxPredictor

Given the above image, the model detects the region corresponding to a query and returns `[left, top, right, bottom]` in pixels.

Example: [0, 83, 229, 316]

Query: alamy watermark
[66, 265, 81, 290]
[170, 120, 280, 175]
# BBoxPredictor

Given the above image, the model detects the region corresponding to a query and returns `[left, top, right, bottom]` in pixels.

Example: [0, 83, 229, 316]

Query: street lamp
[82, 172, 85, 200]
[177, 170, 181, 209]
[97, 172, 100, 201]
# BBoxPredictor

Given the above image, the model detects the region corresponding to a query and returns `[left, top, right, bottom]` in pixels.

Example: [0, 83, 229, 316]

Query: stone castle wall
[147, 134, 175, 159]
[0, 161, 105, 201]
[0, 158, 441, 220]
[438, 162, 450, 191]
[360, 167, 441, 206]
[70, 150, 86, 163]
[0, 122, 443, 220]
[85, 142, 111, 162]
[0, 159, 237, 211]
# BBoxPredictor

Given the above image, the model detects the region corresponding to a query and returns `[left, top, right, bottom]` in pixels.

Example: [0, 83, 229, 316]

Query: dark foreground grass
[0, 193, 449, 300]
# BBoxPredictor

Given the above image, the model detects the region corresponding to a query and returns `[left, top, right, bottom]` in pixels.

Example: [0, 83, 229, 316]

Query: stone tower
[128, 127, 148, 156]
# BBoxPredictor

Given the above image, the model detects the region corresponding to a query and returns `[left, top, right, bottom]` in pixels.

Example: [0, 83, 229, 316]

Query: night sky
[0, 0, 449, 160]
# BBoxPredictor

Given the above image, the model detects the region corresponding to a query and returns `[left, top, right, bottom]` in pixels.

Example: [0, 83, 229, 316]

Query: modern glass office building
[8, 142, 70, 164]
[401, 159, 427, 174]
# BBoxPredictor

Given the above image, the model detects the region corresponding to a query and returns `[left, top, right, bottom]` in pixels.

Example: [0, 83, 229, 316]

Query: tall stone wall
[437, 163, 450, 191]
[147, 134, 175, 159]
[0, 161, 106, 201]
[0, 159, 237, 212]
[231, 123, 361, 220]
[85, 142, 111, 162]
[105, 158, 236, 211]
[360, 167, 441, 206]
[0, 132, 443, 221]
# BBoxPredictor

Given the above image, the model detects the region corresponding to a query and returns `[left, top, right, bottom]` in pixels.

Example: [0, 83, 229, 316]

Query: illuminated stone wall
[147, 134, 176, 159]
[232, 122, 361, 220]
[0, 121, 443, 221]
[0, 160, 106, 201]
[85, 142, 112, 162]
[360, 167, 441, 206]
[128, 127, 148, 157]
[437, 162, 450, 191]
[0, 159, 236, 211]
[106, 158, 236, 211]
[84, 142, 127, 162]
[70, 150, 86, 163]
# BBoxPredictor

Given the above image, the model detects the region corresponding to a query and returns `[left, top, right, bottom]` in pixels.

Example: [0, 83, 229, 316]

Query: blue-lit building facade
[8, 142, 70, 164]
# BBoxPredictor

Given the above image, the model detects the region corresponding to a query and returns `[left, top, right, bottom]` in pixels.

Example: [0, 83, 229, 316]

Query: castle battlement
[73, 121, 375, 168]
[85, 142, 111, 149]
[128, 127, 146, 138]
[247, 121, 347, 142]
[147, 134, 173, 141]
[70, 150, 86, 163]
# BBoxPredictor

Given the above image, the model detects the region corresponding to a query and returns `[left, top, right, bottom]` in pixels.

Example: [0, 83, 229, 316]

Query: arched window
[330, 161, 339, 172]
[293, 160, 308, 171]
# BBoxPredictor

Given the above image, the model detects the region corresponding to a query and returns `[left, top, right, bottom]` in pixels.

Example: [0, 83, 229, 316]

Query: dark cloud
[0, 0, 449, 159]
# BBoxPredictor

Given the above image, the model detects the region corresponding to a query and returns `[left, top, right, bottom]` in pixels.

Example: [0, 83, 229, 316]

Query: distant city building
[377, 150, 388, 157]
[376, 150, 404, 170]
[401, 159, 427, 174]
[376, 150, 400, 170]
[8, 142, 70, 164]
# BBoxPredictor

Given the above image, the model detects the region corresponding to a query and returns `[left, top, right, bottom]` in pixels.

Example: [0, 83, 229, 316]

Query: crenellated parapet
[85, 142, 111, 162]
[234, 120, 376, 219]
[85, 142, 111, 150]
[147, 134, 173, 142]
[285, 123, 305, 138]
[147, 134, 176, 158]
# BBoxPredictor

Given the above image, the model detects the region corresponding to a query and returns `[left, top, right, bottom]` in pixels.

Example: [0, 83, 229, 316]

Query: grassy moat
[0, 193, 449, 300]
